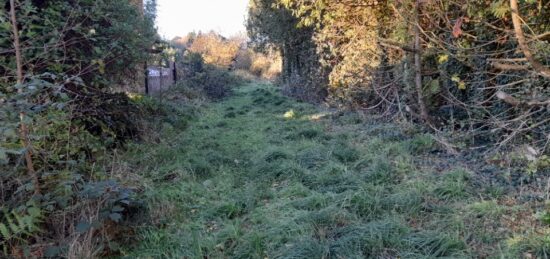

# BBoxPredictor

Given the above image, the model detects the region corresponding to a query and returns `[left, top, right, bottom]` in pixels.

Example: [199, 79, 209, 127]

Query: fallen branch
[431, 134, 459, 155]
[491, 62, 529, 71]
[378, 38, 417, 53]
[496, 90, 550, 107]
[487, 58, 527, 62]
[529, 32, 550, 42]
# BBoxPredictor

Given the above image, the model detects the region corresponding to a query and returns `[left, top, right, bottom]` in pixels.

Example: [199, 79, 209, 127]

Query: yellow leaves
[284, 109, 296, 119]
[438, 54, 449, 64]
[451, 74, 466, 90]
[126, 92, 143, 101]
[451, 75, 460, 83]
[187, 32, 241, 69]
[458, 81, 466, 90]
[92, 59, 105, 74]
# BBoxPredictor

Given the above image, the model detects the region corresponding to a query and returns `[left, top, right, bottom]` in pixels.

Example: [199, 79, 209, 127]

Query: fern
[0, 208, 41, 247]
[490, 0, 510, 18]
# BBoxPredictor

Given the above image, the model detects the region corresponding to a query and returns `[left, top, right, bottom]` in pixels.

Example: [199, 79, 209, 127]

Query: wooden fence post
[159, 66, 163, 103]
[173, 62, 177, 82]
[144, 62, 149, 95]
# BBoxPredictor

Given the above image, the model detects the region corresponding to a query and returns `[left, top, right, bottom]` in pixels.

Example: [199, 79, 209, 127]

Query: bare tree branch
[510, 0, 550, 78]
[10, 0, 40, 195]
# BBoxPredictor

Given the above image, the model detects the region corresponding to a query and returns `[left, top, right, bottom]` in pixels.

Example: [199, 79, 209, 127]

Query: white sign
[148, 69, 160, 77]
[148, 68, 172, 77]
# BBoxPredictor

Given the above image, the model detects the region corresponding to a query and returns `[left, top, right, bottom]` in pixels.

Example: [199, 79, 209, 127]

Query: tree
[145, 0, 158, 21]
[188, 32, 239, 68]
[0, 0, 158, 256]
[8, 0, 39, 195]
[510, 0, 550, 79]
[247, 0, 327, 101]
[248, 0, 550, 152]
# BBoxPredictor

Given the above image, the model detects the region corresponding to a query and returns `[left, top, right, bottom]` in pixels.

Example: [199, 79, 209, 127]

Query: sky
[156, 0, 250, 40]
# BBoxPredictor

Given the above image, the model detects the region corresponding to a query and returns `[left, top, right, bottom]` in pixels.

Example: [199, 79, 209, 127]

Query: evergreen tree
[145, 0, 158, 22]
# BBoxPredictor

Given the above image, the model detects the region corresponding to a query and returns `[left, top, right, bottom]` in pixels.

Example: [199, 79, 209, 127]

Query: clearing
[122, 82, 548, 258]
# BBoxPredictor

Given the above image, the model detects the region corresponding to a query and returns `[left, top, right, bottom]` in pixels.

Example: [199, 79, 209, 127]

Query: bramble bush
[0, 0, 159, 257]
[178, 48, 249, 100]
[248, 0, 550, 157]
[173, 31, 281, 99]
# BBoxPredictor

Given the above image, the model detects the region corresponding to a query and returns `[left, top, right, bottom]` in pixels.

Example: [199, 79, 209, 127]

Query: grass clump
[285, 128, 323, 140]
[407, 133, 435, 153]
[364, 158, 399, 184]
[332, 219, 409, 257]
[466, 200, 505, 218]
[506, 233, 550, 258]
[314, 164, 360, 193]
[224, 111, 237, 118]
[332, 144, 360, 163]
[187, 157, 214, 178]
[433, 169, 471, 201]
[347, 184, 387, 219]
[405, 231, 468, 257]
[296, 147, 330, 169]
[264, 150, 292, 162]
[290, 193, 333, 211]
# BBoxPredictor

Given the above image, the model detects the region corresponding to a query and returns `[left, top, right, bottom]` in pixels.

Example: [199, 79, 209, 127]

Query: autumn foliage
[248, 0, 550, 154]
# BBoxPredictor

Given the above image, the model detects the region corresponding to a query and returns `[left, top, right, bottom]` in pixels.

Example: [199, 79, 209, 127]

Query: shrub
[234, 49, 254, 70]
[0, 0, 157, 257]
[180, 52, 249, 100]
[186, 32, 241, 69]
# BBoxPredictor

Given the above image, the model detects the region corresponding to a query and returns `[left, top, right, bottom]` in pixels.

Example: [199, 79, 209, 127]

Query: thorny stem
[10, 0, 40, 196]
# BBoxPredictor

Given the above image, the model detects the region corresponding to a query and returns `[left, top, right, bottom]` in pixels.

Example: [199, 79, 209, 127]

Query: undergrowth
[121, 83, 550, 258]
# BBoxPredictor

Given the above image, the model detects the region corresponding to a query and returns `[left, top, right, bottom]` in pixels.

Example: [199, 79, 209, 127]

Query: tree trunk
[414, 0, 429, 122]
[10, 0, 40, 195]
[281, 43, 290, 84]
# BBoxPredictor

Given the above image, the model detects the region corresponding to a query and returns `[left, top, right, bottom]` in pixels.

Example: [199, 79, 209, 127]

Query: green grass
[120, 83, 549, 258]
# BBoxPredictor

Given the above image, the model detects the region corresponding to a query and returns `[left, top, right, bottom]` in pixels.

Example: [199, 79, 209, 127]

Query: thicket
[247, 0, 550, 159]
[171, 31, 281, 99]
[180, 53, 242, 99]
[0, 0, 159, 257]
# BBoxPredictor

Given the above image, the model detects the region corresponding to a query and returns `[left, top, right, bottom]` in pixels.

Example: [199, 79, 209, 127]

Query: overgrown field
[122, 83, 550, 258]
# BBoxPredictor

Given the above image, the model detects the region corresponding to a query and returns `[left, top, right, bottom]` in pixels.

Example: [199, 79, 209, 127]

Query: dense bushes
[185, 64, 243, 99]
[0, 0, 158, 257]
[173, 31, 282, 85]
[247, 0, 328, 102]
[172, 32, 279, 100]
[177, 51, 240, 99]
[247, 0, 550, 155]
[173, 32, 242, 69]
[234, 48, 282, 79]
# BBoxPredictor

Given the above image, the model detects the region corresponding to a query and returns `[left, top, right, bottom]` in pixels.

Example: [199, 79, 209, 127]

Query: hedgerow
[0, 0, 159, 257]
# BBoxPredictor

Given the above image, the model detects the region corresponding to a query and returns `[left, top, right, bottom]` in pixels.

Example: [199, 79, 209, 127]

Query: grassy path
[123, 83, 542, 258]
